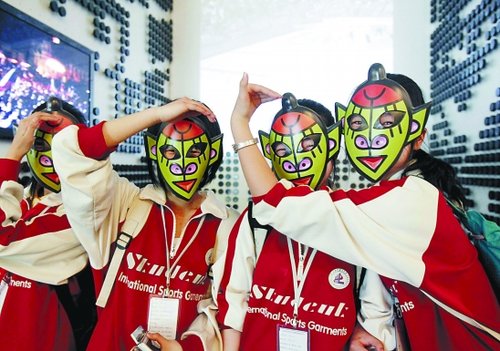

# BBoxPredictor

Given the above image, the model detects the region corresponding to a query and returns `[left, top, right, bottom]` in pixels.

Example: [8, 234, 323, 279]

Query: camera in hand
[130, 325, 161, 351]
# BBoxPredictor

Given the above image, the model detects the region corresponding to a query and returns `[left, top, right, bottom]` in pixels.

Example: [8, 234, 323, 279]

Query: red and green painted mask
[145, 118, 222, 201]
[336, 63, 431, 182]
[259, 93, 340, 189]
[26, 99, 79, 193]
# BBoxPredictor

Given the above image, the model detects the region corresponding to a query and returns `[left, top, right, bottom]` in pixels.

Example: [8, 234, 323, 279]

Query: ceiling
[201, 0, 393, 57]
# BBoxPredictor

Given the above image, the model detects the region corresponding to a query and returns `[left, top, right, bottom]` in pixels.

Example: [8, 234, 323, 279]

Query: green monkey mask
[26, 97, 81, 193]
[336, 63, 431, 183]
[259, 93, 340, 190]
[145, 118, 222, 201]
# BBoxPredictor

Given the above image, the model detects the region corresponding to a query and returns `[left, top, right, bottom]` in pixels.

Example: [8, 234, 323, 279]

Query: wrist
[232, 138, 258, 153]
[144, 106, 163, 125]
[5, 149, 24, 162]
[230, 121, 253, 142]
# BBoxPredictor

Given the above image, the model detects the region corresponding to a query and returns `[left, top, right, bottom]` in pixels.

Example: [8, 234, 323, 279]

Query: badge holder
[147, 294, 180, 340]
[277, 323, 310, 351]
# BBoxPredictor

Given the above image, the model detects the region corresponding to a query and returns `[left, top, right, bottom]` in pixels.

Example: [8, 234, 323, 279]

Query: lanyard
[160, 205, 205, 293]
[286, 237, 316, 326]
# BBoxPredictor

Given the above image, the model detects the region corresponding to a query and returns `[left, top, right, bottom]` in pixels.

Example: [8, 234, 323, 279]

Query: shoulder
[331, 175, 438, 204]
[202, 190, 240, 220]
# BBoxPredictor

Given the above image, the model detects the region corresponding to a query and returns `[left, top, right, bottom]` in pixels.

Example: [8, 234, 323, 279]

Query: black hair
[390, 73, 467, 206]
[403, 149, 466, 205]
[145, 112, 223, 193]
[298, 98, 336, 125]
[33, 98, 87, 125]
[273, 98, 336, 127]
[387, 73, 425, 107]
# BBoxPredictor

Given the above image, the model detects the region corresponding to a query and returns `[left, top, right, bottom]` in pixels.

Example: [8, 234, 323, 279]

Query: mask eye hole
[33, 137, 51, 152]
[160, 145, 180, 160]
[347, 114, 368, 131]
[272, 142, 291, 157]
[374, 111, 405, 129]
[297, 134, 320, 153]
[186, 142, 207, 158]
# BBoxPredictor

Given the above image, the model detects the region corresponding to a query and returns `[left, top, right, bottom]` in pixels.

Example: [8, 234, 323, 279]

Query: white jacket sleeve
[252, 178, 439, 287]
[210, 207, 240, 303]
[358, 269, 395, 351]
[216, 209, 266, 331]
[52, 125, 140, 269]
[0, 180, 24, 226]
[0, 181, 87, 284]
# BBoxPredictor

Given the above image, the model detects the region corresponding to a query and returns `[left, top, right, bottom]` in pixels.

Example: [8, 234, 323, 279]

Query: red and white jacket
[0, 159, 87, 284]
[217, 205, 358, 350]
[0, 159, 86, 351]
[52, 124, 239, 351]
[253, 177, 500, 350]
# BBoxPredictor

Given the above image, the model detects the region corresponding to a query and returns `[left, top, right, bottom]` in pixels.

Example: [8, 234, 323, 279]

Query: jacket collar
[138, 184, 230, 219]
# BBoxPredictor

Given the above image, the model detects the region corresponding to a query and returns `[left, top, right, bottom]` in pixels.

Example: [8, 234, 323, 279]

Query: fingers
[146, 332, 162, 341]
[241, 72, 281, 103]
[18, 112, 61, 131]
[251, 84, 281, 103]
[37, 112, 63, 123]
[178, 97, 217, 122]
[146, 332, 168, 347]
[240, 72, 249, 88]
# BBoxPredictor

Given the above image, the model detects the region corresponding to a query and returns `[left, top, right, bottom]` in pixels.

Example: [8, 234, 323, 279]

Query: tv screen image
[0, 2, 93, 138]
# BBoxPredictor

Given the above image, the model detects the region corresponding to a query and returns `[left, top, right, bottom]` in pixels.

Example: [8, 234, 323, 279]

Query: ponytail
[403, 149, 466, 207]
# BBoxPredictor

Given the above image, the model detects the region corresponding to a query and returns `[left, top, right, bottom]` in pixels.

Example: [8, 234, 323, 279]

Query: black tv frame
[0, 1, 94, 139]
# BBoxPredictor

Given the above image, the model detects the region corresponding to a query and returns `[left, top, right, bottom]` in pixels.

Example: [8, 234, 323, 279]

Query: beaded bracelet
[232, 138, 258, 153]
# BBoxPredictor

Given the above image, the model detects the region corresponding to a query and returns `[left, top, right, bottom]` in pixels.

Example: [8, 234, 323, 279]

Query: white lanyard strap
[287, 237, 316, 323]
[160, 206, 206, 291]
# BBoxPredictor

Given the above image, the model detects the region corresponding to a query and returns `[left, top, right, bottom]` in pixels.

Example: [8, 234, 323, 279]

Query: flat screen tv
[0, 1, 93, 139]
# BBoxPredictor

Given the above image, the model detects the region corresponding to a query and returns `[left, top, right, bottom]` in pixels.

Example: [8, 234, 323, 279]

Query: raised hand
[6, 112, 61, 161]
[230, 72, 281, 125]
[229, 73, 281, 196]
[157, 97, 216, 124]
[102, 97, 216, 148]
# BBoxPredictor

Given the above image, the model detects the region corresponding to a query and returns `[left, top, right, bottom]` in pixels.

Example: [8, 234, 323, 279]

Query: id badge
[277, 324, 310, 351]
[147, 295, 179, 340]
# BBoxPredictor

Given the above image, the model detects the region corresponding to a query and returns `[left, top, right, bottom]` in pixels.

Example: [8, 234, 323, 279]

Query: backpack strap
[247, 201, 271, 260]
[421, 290, 499, 341]
[95, 197, 153, 308]
[440, 198, 500, 340]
